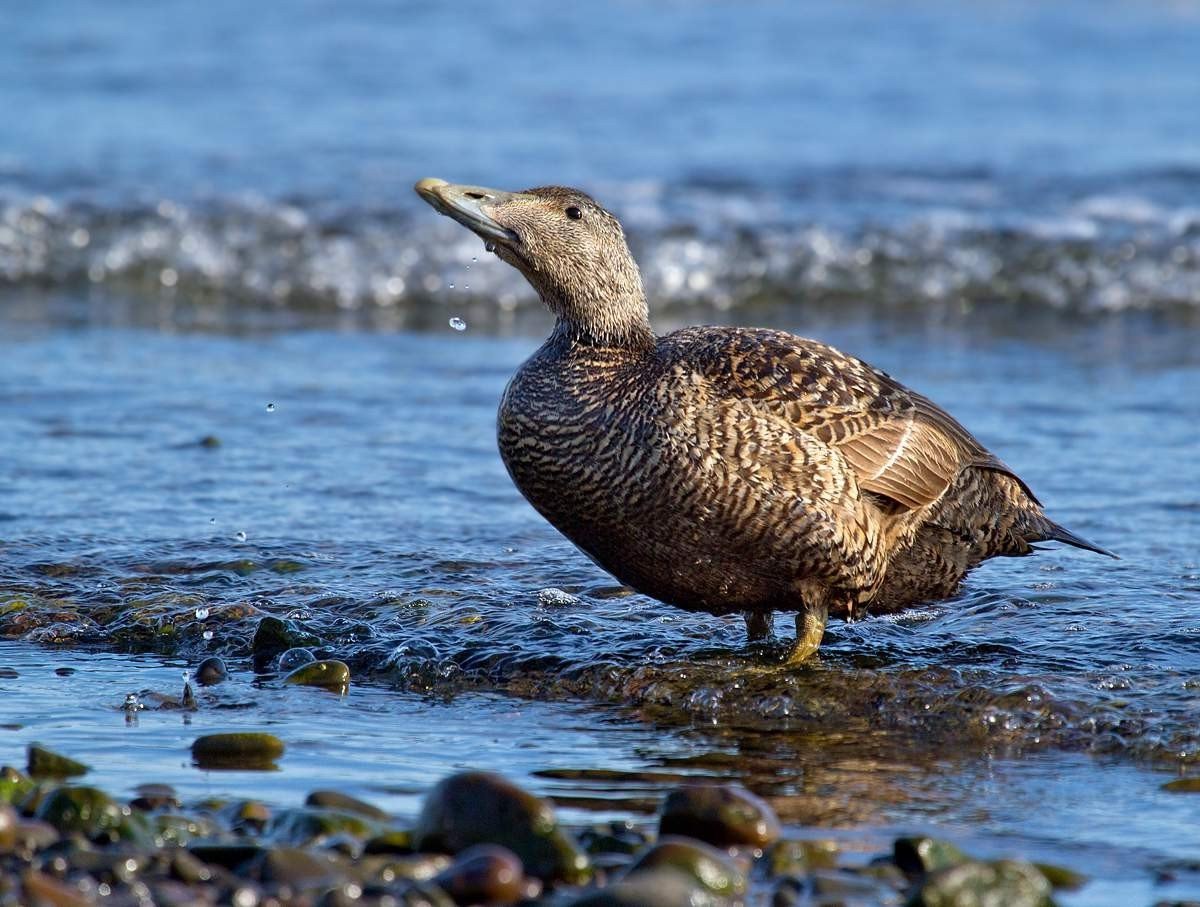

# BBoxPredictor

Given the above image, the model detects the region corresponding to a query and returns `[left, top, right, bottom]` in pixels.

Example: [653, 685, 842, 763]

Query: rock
[0, 803, 16, 852]
[360, 853, 451, 881]
[1033, 861, 1088, 891]
[765, 838, 839, 876]
[363, 829, 417, 855]
[247, 846, 344, 890]
[433, 843, 526, 905]
[894, 836, 969, 878]
[0, 767, 34, 807]
[278, 647, 317, 673]
[191, 732, 285, 770]
[269, 807, 375, 846]
[658, 783, 780, 849]
[414, 771, 590, 884]
[566, 868, 726, 906]
[195, 656, 228, 686]
[910, 859, 1055, 907]
[21, 868, 94, 907]
[27, 744, 89, 778]
[129, 782, 180, 812]
[252, 616, 321, 670]
[625, 836, 746, 898]
[771, 875, 805, 907]
[306, 790, 390, 821]
[283, 659, 351, 691]
[578, 821, 649, 856]
[1162, 778, 1200, 793]
[35, 785, 125, 839]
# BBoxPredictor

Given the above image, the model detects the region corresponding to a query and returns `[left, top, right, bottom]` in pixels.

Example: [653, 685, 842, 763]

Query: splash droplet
[449, 317, 467, 332]
[471, 256, 477, 263]
[202, 630, 214, 641]
[463, 284, 470, 290]
[266, 403, 276, 412]
[485, 242, 495, 253]
[123, 693, 143, 712]
[448, 281, 455, 289]
[195, 607, 210, 620]
[235, 530, 247, 542]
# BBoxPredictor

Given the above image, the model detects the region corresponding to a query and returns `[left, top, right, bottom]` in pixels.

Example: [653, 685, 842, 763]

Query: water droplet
[449, 317, 467, 332]
[266, 402, 276, 412]
[202, 630, 214, 641]
[235, 530, 247, 542]
[463, 284, 470, 290]
[209, 518, 216, 523]
[448, 281, 455, 289]
[194, 607, 210, 620]
[471, 256, 477, 263]
[485, 242, 495, 253]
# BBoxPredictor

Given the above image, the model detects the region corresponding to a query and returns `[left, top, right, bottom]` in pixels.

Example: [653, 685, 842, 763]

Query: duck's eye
[565, 206, 583, 220]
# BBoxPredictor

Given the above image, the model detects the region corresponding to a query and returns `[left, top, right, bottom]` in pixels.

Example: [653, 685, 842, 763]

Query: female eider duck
[414, 177, 1115, 663]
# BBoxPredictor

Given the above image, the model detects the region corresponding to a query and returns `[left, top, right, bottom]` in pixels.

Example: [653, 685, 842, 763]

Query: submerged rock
[658, 783, 781, 849]
[414, 771, 591, 884]
[252, 616, 321, 670]
[27, 744, 89, 779]
[191, 732, 285, 770]
[626, 836, 746, 898]
[283, 659, 350, 690]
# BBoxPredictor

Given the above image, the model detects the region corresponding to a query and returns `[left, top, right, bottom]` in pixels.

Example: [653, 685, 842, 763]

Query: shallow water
[2, 298, 1199, 903]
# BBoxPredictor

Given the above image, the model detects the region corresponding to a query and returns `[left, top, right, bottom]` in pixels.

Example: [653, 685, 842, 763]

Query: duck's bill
[414, 178, 521, 245]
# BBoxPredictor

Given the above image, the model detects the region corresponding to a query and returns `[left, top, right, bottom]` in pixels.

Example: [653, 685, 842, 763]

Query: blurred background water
[2, 1, 1200, 903]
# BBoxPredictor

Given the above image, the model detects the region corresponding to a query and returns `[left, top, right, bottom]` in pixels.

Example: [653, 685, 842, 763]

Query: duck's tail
[1037, 516, 1119, 559]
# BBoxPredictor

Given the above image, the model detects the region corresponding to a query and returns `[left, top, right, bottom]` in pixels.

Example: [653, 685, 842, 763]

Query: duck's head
[415, 178, 651, 346]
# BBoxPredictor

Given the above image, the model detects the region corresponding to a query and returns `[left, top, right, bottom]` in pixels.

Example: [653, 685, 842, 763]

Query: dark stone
[27, 744, 89, 779]
[191, 732, 284, 770]
[433, 843, 525, 905]
[658, 783, 780, 849]
[195, 657, 228, 686]
[626, 836, 746, 898]
[414, 771, 590, 884]
[306, 790, 390, 821]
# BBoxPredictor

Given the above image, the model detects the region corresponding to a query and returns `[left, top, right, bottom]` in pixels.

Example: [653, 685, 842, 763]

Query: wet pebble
[433, 843, 526, 905]
[414, 771, 591, 884]
[35, 785, 126, 840]
[283, 659, 351, 691]
[191, 732, 285, 770]
[910, 859, 1053, 907]
[658, 783, 781, 849]
[567, 868, 722, 907]
[195, 656, 228, 686]
[27, 744, 89, 779]
[306, 790, 390, 821]
[625, 836, 746, 898]
[894, 836, 969, 878]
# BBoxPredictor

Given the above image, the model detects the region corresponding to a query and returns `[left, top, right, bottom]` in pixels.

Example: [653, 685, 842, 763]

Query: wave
[1, 184, 1198, 318]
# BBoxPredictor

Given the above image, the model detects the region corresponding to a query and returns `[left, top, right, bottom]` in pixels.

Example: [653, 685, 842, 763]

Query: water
[1, 1, 1199, 903]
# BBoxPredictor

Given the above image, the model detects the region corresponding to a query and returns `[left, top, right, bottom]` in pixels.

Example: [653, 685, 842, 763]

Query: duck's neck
[545, 288, 656, 353]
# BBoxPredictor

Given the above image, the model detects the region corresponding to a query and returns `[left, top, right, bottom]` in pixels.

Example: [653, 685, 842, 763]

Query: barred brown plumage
[414, 178, 1116, 663]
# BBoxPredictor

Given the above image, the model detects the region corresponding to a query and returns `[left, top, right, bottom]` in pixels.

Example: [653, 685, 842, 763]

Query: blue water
[2, 2, 1200, 904]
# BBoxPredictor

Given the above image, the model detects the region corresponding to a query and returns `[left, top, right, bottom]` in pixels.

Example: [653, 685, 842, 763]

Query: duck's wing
[675, 327, 1032, 512]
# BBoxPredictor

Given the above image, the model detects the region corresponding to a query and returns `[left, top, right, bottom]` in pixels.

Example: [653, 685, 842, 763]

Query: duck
[414, 177, 1115, 663]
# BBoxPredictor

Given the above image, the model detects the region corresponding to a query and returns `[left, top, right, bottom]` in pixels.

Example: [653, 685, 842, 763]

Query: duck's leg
[743, 610, 773, 643]
[778, 601, 829, 665]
